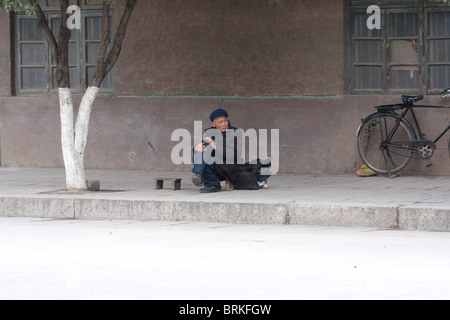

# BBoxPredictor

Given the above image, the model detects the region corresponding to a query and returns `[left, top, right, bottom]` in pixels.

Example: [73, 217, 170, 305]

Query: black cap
[209, 108, 229, 122]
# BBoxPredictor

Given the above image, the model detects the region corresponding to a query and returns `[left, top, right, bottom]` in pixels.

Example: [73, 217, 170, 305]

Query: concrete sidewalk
[0, 167, 449, 231]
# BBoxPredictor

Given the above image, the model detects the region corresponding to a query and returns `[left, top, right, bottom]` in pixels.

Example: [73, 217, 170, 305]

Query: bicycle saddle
[402, 95, 423, 103]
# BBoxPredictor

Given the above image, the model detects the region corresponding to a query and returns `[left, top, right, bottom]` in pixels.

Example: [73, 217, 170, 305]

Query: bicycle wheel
[357, 113, 416, 175]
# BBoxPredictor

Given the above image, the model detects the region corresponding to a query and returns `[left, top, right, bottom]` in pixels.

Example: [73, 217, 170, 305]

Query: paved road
[0, 217, 449, 300]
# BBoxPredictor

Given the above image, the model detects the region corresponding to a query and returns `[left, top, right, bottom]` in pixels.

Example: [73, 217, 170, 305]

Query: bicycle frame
[392, 103, 450, 144]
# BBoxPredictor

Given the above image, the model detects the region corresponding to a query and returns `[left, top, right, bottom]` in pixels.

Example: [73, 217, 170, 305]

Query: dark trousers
[192, 149, 228, 187]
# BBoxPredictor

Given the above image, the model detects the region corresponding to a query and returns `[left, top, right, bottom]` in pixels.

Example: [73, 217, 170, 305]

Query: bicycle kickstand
[382, 148, 398, 178]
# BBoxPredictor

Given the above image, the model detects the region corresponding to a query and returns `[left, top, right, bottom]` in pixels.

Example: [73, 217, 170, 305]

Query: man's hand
[194, 137, 216, 152]
[203, 137, 216, 150]
[194, 142, 206, 152]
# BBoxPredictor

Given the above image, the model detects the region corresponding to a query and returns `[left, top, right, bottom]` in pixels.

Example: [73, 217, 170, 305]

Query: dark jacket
[204, 122, 271, 189]
[203, 122, 240, 166]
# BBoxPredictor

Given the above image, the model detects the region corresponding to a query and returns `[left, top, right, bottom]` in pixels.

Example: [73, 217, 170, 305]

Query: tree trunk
[58, 87, 99, 191]
[59, 88, 85, 190]
[74, 86, 99, 170]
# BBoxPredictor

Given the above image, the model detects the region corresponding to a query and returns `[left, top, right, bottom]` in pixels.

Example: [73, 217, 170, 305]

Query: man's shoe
[258, 180, 269, 189]
[200, 184, 221, 193]
[191, 173, 203, 186]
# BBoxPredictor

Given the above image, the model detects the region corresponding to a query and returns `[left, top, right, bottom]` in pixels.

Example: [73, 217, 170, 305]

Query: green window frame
[349, 0, 450, 94]
[15, 1, 113, 95]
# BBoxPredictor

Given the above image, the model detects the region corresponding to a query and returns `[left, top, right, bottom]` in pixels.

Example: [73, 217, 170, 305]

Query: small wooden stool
[154, 178, 182, 190]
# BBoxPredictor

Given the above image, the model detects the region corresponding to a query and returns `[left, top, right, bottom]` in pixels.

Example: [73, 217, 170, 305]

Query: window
[428, 11, 450, 90]
[352, 12, 383, 92]
[15, 1, 113, 94]
[349, 0, 450, 94]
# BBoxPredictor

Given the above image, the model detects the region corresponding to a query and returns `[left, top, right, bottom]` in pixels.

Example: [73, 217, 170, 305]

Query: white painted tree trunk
[58, 86, 99, 191]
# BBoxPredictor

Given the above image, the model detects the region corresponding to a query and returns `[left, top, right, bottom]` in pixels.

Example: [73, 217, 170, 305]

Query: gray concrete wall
[1, 94, 449, 175]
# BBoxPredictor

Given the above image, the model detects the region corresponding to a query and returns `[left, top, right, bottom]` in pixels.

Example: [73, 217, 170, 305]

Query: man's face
[212, 116, 229, 132]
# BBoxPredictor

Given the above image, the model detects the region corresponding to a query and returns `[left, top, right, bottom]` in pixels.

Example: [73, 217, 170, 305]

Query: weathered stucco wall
[0, 12, 11, 97]
[114, 0, 345, 96]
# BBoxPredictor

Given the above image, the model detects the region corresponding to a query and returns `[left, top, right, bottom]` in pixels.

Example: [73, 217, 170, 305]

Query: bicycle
[357, 87, 450, 177]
